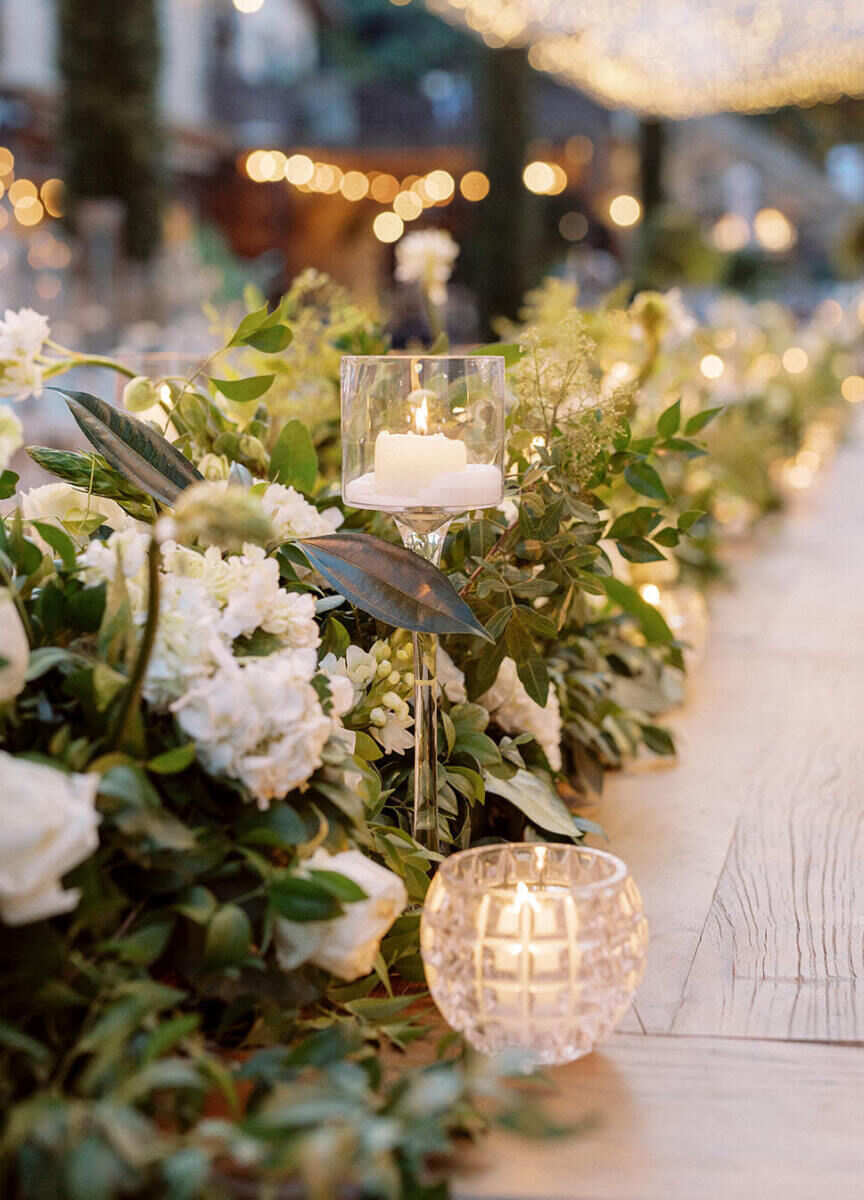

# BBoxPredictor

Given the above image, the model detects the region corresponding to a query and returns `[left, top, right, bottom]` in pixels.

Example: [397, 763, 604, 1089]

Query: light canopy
[425, 0, 864, 116]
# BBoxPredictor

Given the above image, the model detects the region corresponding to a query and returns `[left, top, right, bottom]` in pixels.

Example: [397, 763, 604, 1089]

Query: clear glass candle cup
[341, 354, 505, 516]
[421, 843, 649, 1065]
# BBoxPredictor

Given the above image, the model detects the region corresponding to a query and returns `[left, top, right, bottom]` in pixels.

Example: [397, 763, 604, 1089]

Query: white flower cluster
[481, 656, 563, 771]
[173, 644, 352, 810]
[395, 229, 459, 307]
[79, 518, 350, 807]
[0, 405, 22, 469]
[322, 637, 416, 755]
[0, 308, 50, 401]
[259, 482, 342, 542]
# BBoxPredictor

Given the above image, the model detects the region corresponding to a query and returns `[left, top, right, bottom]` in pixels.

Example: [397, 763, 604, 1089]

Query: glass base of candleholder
[393, 513, 454, 853]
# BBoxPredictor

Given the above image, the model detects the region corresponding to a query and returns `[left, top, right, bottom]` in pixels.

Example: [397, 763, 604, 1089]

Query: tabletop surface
[453, 423, 864, 1200]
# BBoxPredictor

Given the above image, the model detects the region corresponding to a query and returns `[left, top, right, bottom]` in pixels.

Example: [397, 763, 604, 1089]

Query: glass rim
[436, 842, 629, 893]
[340, 353, 506, 365]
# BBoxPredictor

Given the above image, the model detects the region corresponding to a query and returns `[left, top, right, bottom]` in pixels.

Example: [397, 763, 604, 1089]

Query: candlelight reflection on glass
[421, 843, 648, 1064]
[341, 355, 506, 851]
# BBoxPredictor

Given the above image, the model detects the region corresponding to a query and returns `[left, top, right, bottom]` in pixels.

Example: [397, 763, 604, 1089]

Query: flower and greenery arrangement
[0, 268, 858, 1198]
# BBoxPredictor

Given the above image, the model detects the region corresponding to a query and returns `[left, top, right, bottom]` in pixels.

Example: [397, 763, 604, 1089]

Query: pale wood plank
[453, 1034, 864, 1200]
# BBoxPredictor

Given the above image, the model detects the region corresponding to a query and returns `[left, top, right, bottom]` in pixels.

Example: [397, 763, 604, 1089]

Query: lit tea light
[421, 843, 648, 1065]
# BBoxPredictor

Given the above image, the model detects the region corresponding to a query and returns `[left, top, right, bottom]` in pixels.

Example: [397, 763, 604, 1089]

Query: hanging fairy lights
[422, 0, 864, 117]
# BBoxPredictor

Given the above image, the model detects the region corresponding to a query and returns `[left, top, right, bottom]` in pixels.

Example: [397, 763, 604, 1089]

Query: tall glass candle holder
[341, 355, 506, 850]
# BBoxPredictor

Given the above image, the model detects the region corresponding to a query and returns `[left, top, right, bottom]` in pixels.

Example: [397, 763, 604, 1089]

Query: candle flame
[414, 396, 429, 435]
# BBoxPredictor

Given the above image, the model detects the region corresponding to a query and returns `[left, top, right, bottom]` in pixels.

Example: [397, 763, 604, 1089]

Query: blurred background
[2, 0, 864, 356]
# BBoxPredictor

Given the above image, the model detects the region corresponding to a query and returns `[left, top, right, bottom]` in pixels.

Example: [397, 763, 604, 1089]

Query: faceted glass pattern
[420, 843, 648, 1065]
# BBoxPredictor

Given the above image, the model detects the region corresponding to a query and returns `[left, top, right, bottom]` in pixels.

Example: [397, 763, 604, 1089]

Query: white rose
[0, 753, 100, 925]
[0, 404, 23, 469]
[437, 647, 467, 703]
[0, 307, 51, 358]
[21, 483, 137, 547]
[0, 589, 29, 704]
[274, 849, 407, 981]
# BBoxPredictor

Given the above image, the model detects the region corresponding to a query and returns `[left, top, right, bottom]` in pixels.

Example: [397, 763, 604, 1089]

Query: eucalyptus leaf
[52, 387, 202, 505]
[298, 533, 493, 640]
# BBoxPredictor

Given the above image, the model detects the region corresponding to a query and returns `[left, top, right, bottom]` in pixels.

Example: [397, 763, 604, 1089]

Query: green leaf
[641, 724, 676, 755]
[269, 875, 341, 922]
[485, 769, 587, 839]
[684, 406, 723, 434]
[0, 469, 18, 500]
[227, 302, 271, 347]
[147, 743, 196, 775]
[210, 374, 275, 404]
[52, 387, 202, 506]
[238, 805, 308, 848]
[653, 527, 681, 548]
[470, 342, 522, 366]
[662, 437, 707, 458]
[243, 324, 293, 352]
[657, 398, 681, 438]
[607, 507, 662, 539]
[617, 536, 667, 563]
[600, 576, 674, 645]
[30, 520, 77, 570]
[203, 904, 252, 972]
[308, 869, 367, 903]
[299, 533, 492, 640]
[624, 460, 669, 502]
[677, 509, 706, 532]
[270, 418, 318, 493]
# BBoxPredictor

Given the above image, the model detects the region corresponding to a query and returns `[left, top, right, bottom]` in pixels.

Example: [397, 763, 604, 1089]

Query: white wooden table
[454, 426, 864, 1200]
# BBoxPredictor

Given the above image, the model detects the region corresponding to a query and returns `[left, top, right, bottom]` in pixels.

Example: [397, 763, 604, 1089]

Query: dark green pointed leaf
[624, 460, 669, 501]
[203, 905, 252, 972]
[617, 536, 667, 563]
[52, 387, 202, 505]
[226, 302, 271, 347]
[663, 437, 707, 458]
[308, 869, 367, 903]
[147, 743, 197, 775]
[641, 724, 676, 755]
[684, 406, 723, 435]
[600, 576, 674, 645]
[298, 532, 493, 640]
[657, 398, 681, 438]
[653, 526, 681, 548]
[270, 418, 318, 492]
[210, 375, 275, 404]
[0, 469, 17, 500]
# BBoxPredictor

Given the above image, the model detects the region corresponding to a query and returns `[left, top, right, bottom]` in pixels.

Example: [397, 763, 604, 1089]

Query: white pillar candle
[374, 430, 467, 497]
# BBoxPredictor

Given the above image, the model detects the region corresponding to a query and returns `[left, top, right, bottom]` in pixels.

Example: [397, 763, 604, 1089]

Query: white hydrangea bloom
[395, 229, 459, 306]
[172, 647, 338, 808]
[80, 527, 152, 612]
[481, 656, 563, 771]
[142, 575, 225, 710]
[260, 482, 342, 543]
[0, 404, 22, 469]
[0, 308, 50, 401]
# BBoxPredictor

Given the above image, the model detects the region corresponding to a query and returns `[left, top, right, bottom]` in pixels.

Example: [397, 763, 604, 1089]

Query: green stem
[43, 344, 138, 379]
[108, 536, 161, 752]
[0, 555, 34, 643]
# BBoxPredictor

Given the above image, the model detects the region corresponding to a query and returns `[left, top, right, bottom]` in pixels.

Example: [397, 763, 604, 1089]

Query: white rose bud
[197, 453, 230, 482]
[0, 589, 28, 704]
[122, 375, 163, 413]
[0, 752, 100, 925]
[274, 849, 407, 982]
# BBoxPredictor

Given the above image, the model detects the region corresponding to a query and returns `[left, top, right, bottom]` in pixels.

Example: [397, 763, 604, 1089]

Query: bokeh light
[459, 170, 490, 201]
[393, 190, 423, 220]
[608, 194, 642, 227]
[523, 161, 556, 193]
[373, 212, 404, 243]
[700, 354, 724, 379]
[559, 211, 588, 241]
[712, 213, 750, 252]
[782, 346, 809, 373]
[370, 174, 399, 204]
[841, 375, 864, 403]
[754, 207, 797, 252]
[233, 0, 265, 12]
[41, 178, 66, 217]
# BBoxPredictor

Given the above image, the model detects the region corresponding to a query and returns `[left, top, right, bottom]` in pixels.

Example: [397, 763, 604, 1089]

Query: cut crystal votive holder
[420, 843, 648, 1065]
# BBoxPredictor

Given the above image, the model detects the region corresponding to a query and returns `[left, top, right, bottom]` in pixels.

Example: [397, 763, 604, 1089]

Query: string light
[782, 347, 809, 374]
[753, 207, 797, 252]
[841, 375, 864, 403]
[608, 194, 641, 227]
[700, 354, 725, 380]
[425, 0, 864, 116]
[459, 170, 490, 200]
[373, 212, 404, 243]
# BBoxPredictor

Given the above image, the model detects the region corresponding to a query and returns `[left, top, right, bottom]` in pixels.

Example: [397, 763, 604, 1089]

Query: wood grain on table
[454, 429, 864, 1199]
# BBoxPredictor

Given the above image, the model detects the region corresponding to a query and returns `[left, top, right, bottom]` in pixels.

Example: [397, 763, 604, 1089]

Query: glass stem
[394, 517, 452, 853]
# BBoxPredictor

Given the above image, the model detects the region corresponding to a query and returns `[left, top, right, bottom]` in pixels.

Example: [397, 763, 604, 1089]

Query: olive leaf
[299, 532, 493, 640]
[51, 387, 202, 506]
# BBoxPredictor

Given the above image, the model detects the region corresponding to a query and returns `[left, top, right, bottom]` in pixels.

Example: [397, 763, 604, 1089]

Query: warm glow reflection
[394, 190, 423, 220]
[284, 154, 314, 185]
[9, 179, 37, 204]
[0, 148, 13, 174]
[233, 0, 264, 11]
[424, 169, 455, 201]
[414, 395, 429, 435]
[40, 178, 66, 218]
[340, 170, 369, 201]
[14, 197, 43, 226]
[640, 584, 661, 606]
[700, 354, 724, 380]
[370, 174, 399, 204]
[609, 193, 641, 227]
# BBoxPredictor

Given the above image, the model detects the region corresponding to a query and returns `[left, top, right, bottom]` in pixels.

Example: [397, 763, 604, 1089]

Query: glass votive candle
[420, 843, 648, 1065]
